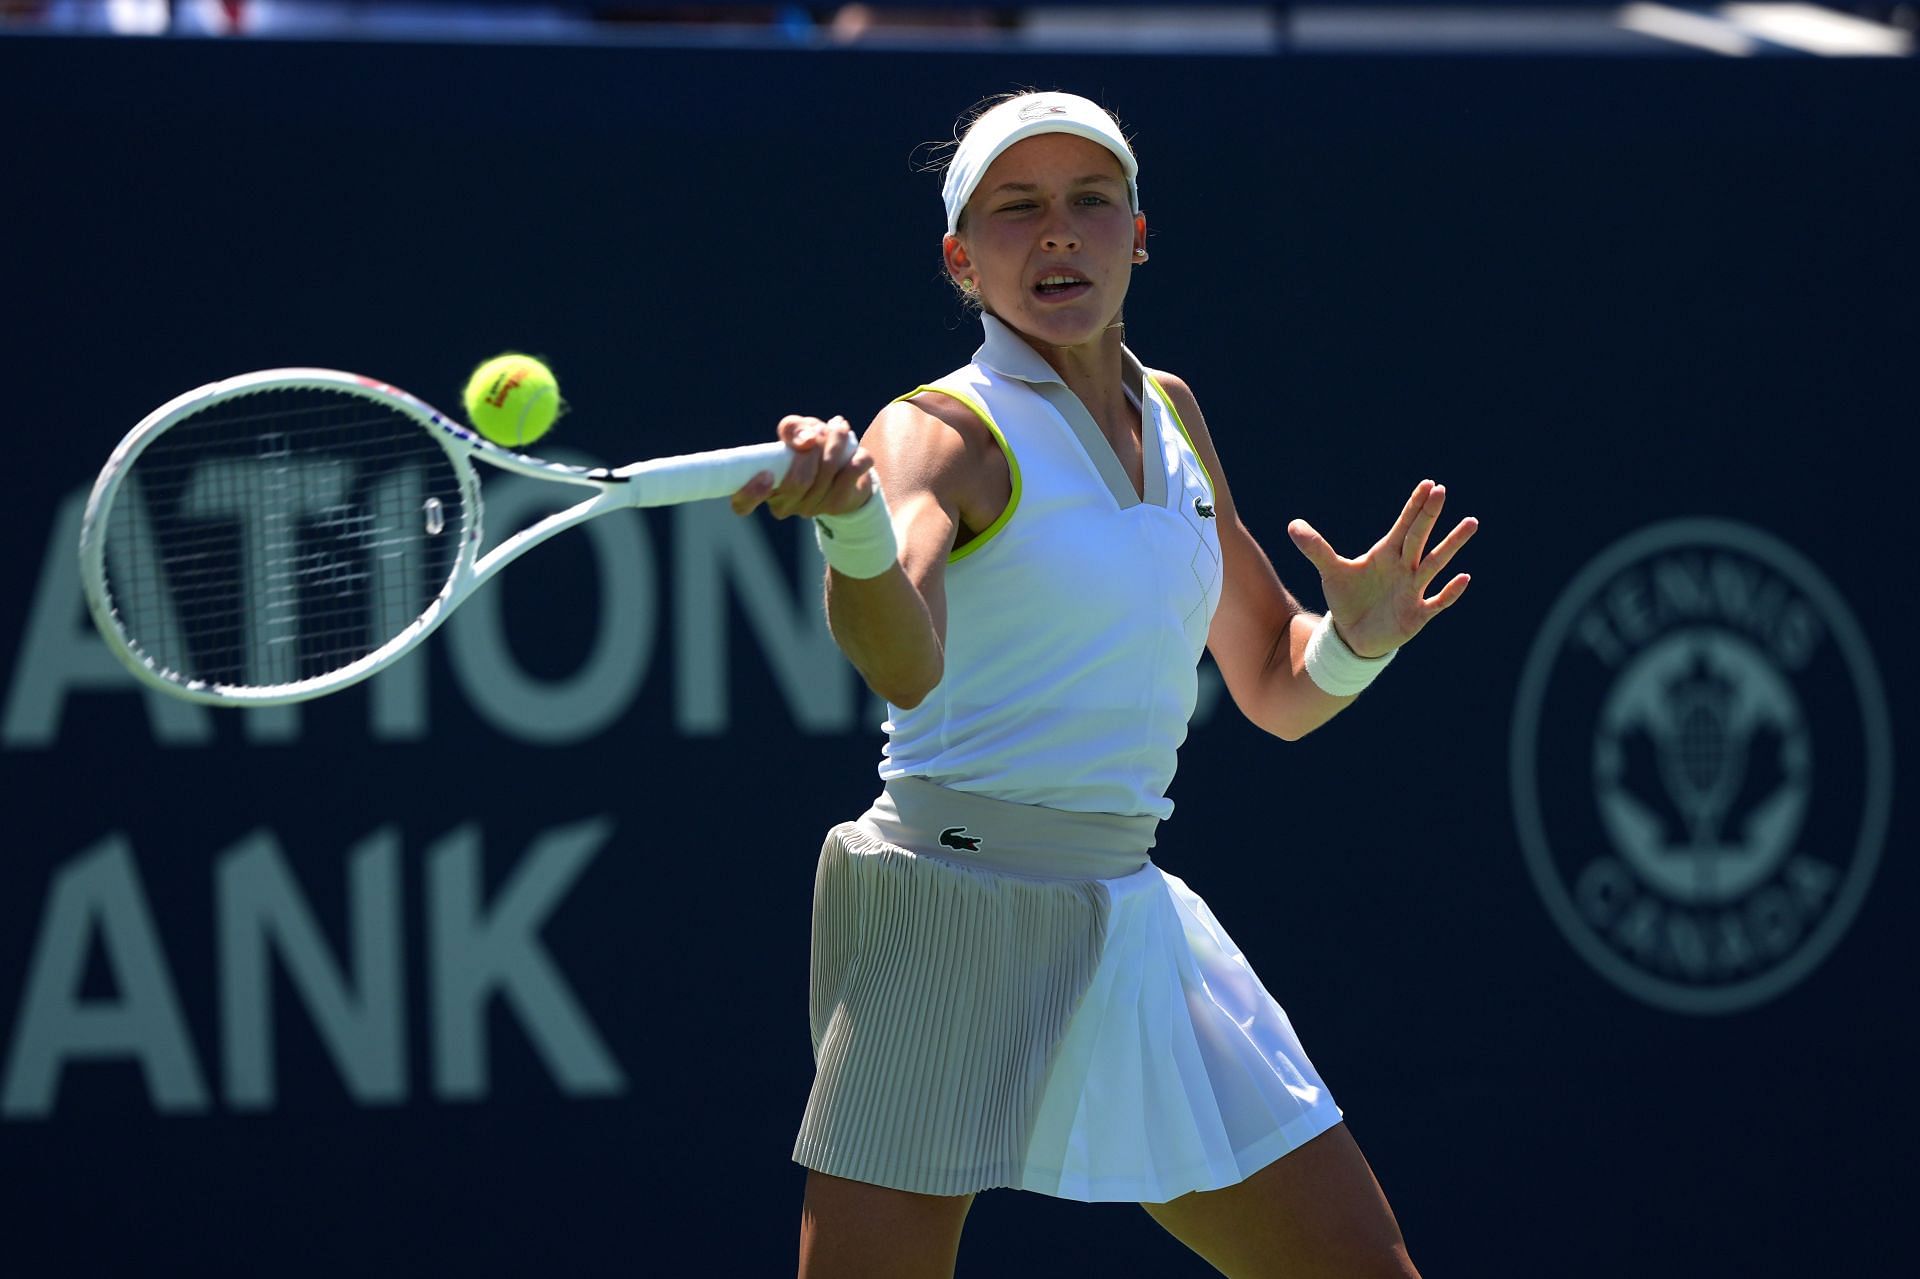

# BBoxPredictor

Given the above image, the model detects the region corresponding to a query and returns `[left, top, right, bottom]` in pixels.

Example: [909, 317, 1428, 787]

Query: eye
[1077, 194, 1110, 206]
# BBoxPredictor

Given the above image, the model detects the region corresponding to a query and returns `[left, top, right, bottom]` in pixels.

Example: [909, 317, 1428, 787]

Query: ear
[1133, 213, 1148, 256]
[943, 233, 971, 275]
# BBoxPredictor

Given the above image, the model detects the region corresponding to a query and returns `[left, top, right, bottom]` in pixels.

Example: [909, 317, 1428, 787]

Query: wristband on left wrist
[1302, 611, 1395, 697]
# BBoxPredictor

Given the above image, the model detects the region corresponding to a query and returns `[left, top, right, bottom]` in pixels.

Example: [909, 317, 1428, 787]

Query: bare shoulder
[862, 391, 1001, 487]
[880, 388, 987, 437]
[866, 390, 993, 451]
[863, 389, 1011, 544]
[1147, 367, 1197, 399]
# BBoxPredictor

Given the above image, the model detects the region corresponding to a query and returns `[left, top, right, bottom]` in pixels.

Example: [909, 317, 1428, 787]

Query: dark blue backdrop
[4, 34, 1914, 1278]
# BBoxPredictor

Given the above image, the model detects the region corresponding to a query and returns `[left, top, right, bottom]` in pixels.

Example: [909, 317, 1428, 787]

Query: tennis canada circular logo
[1510, 519, 1891, 1014]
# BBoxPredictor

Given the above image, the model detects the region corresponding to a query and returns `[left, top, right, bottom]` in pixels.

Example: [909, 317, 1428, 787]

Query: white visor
[942, 92, 1139, 236]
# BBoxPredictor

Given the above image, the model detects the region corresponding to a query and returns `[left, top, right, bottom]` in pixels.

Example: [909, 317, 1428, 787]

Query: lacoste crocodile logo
[1194, 498, 1215, 519]
[939, 826, 983, 852]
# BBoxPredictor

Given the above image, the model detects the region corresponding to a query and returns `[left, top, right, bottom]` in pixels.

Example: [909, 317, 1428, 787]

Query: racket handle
[611, 440, 794, 508]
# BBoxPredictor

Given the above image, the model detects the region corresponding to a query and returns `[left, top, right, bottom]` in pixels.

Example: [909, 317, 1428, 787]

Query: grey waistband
[855, 777, 1156, 880]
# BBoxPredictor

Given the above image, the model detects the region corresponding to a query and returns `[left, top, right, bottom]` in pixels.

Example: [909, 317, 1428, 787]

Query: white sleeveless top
[878, 315, 1224, 819]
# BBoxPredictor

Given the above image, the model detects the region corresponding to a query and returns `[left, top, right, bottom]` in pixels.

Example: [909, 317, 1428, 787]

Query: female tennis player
[731, 91, 1475, 1279]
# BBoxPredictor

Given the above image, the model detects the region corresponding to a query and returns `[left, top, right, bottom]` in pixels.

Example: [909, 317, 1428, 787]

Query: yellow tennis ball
[462, 353, 562, 448]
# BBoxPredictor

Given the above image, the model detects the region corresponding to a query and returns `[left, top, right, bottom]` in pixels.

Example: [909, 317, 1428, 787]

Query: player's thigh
[1140, 1123, 1418, 1279]
[798, 1169, 975, 1279]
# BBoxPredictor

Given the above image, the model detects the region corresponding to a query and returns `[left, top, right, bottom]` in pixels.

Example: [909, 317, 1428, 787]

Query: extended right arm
[732, 398, 996, 711]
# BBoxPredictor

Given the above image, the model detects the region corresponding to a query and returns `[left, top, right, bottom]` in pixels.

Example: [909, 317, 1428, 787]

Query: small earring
[961, 278, 977, 291]
[1132, 249, 1150, 263]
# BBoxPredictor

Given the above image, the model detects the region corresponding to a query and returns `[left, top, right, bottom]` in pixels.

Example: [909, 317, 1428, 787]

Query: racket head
[79, 369, 483, 705]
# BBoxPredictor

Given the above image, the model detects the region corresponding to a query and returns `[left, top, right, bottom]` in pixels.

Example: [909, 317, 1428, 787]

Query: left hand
[1287, 479, 1478, 659]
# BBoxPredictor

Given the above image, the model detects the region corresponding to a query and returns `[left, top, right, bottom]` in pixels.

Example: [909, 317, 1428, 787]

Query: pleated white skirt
[792, 780, 1343, 1203]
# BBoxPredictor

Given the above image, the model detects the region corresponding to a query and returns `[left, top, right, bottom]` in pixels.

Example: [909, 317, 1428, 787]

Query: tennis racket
[79, 368, 792, 706]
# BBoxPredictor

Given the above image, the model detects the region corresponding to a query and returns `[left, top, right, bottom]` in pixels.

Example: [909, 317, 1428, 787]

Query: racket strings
[101, 387, 468, 691]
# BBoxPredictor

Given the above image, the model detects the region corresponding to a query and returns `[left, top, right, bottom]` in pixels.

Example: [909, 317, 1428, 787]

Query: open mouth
[1033, 272, 1092, 300]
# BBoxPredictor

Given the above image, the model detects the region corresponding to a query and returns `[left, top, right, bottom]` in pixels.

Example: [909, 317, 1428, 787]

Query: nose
[1041, 216, 1080, 253]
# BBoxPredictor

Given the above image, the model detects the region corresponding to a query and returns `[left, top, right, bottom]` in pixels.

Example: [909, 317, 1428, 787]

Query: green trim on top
[894, 384, 1023, 563]
[1144, 375, 1215, 499]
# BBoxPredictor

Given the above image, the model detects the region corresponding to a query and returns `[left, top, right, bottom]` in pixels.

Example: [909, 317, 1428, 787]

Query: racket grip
[612, 441, 794, 508]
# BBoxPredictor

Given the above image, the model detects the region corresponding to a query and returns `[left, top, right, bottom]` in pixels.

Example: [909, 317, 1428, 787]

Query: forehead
[975, 133, 1128, 192]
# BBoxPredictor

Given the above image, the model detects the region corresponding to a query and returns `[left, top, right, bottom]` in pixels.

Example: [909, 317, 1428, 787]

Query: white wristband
[813, 472, 898, 579]
[1302, 612, 1395, 697]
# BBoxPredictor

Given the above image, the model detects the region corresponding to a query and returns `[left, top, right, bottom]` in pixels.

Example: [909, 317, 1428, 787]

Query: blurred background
[4, 0, 1916, 50]
[3, 3, 1914, 1276]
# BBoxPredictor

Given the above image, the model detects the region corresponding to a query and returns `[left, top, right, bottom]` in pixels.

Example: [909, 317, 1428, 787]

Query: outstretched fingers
[1288, 518, 1343, 575]
[1382, 479, 1436, 559]
[1423, 571, 1473, 614]
[1401, 483, 1447, 567]
[1414, 515, 1480, 591]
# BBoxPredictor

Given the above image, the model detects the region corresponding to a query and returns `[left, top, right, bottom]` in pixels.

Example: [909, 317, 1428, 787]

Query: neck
[1010, 319, 1139, 446]
[1016, 321, 1129, 404]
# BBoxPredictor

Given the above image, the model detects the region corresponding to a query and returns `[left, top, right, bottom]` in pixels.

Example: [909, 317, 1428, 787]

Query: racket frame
[79, 367, 786, 707]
